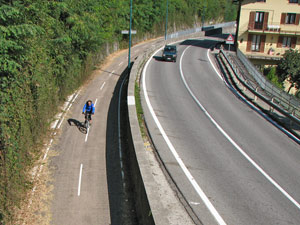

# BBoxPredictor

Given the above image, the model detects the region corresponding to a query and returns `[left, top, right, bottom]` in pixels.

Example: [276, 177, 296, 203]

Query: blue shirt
[82, 103, 95, 114]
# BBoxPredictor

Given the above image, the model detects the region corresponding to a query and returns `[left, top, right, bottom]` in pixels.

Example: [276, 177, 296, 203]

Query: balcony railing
[248, 22, 300, 35]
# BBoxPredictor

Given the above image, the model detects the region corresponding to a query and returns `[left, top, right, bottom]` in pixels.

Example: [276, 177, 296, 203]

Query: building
[237, 0, 300, 67]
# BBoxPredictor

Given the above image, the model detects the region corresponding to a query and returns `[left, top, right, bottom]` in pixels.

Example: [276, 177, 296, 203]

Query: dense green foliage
[0, 0, 237, 223]
[277, 49, 300, 86]
[265, 66, 283, 89]
[264, 49, 300, 93]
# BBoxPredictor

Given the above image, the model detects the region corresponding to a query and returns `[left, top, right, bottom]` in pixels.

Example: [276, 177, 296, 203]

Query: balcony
[248, 22, 300, 35]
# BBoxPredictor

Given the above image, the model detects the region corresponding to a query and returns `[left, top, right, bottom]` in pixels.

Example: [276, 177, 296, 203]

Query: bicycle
[83, 112, 92, 130]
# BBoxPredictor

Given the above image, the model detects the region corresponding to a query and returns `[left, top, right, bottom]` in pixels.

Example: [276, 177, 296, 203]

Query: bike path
[50, 54, 127, 225]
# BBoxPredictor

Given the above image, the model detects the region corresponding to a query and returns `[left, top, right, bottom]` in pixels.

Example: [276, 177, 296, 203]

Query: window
[255, 12, 264, 29]
[286, 13, 296, 24]
[283, 37, 292, 47]
[289, 0, 298, 3]
[278, 36, 297, 48]
[251, 35, 261, 51]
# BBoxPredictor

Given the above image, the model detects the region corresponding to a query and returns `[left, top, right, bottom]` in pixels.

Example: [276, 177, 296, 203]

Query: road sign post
[226, 34, 235, 51]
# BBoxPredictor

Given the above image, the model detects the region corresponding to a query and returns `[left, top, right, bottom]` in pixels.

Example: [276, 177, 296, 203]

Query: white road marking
[208, 49, 300, 144]
[190, 202, 201, 205]
[94, 98, 98, 107]
[119, 62, 124, 66]
[143, 47, 227, 225]
[85, 127, 90, 142]
[24, 89, 81, 224]
[57, 117, 65, 129]
[206, 49, 223, 81]
[127, 96, 135, 106]
[72, 91, 80, 103]
[42, 138, 53, 161]
[181, 46, 300, 211]
[78, 164, 83, 196]
[66, 91, 80, 112]
[100, 82, 106, 90]
[109, 70, 115, 77]
[56, 91, 80, 129]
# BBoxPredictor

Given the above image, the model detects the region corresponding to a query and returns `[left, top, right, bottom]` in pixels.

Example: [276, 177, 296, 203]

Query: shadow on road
[106, 63, 138, 225]
[99, 69, 121, 77]
[153, 55, 164, 61]
[180, 39, 220, 49]
[67, 118, 87, 134]
[179, 37, 236, 52]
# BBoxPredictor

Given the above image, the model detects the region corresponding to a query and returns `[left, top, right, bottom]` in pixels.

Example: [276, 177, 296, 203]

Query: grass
[135, 80, 146, 138]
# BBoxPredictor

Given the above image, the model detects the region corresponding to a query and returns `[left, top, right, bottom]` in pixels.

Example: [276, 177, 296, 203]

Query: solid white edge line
[51, 119, 59, 129]
[25, 90, 81, 223]
[181, 46, 300, 211]
[72, 91, 80, 103]
[206, 49, 224, 81]
[142, 47, 227, 225]
[57, 117, 65, 129]
[78, 164, 83, 196]
[208, 49, 300, 143]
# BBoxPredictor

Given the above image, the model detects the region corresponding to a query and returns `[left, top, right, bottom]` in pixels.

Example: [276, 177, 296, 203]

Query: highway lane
[142, 38, 300, 225]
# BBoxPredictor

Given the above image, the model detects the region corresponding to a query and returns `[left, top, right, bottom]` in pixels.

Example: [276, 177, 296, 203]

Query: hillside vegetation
[0, 0, 237, 223]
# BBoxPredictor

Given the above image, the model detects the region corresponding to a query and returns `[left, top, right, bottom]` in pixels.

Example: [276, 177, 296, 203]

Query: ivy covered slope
[0, 0, 237, 223]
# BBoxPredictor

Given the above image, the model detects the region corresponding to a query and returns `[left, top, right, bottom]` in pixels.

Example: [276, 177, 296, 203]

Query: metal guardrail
[219, 49, 300, 126]
[236, 49, 300, 117]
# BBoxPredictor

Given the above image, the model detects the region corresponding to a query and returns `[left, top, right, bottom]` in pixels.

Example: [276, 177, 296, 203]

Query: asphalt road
[142, 38, 300, 225]
[50, 39, 165, 225]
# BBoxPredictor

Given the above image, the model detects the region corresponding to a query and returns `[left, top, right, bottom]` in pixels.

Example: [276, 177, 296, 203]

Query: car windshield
[164, 46, 176, 53]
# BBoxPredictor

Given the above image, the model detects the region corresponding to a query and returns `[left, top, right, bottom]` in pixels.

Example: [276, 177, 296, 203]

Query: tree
[277, 49, 300, 93]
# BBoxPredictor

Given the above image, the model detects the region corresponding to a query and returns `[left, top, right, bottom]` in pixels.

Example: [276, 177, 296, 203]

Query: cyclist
[82, 100, 95, 125]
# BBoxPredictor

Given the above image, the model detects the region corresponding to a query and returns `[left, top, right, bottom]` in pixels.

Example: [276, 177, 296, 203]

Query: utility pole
[165, 0, 169, 40]
[202, 5, 206, 28]
[128, 0, 133, 69]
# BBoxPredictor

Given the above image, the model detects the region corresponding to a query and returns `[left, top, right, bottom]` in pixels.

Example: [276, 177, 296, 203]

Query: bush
[266, 67, 283, 89]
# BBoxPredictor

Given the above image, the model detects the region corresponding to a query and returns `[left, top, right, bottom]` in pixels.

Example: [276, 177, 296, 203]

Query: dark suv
[162, 45, 177, 62]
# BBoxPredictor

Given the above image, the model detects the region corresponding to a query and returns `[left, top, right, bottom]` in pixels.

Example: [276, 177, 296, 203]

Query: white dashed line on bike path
[78, 164, 83, 196]
[85, 127, 90, 142]
[100, 82, 106, 90]
[109, 70, 115, 78]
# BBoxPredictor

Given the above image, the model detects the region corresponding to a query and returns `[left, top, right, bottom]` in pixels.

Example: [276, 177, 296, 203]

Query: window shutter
[277, 36, 283, 48]
[260, 35, 266, 53]
[296, 14, 300, 25]
[249, 12, 255, 29]
[281, 13, 286, 24]
[263, 12, 269, 30]
[291, 37, 297, 48]
[247, 34, 252, 52]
